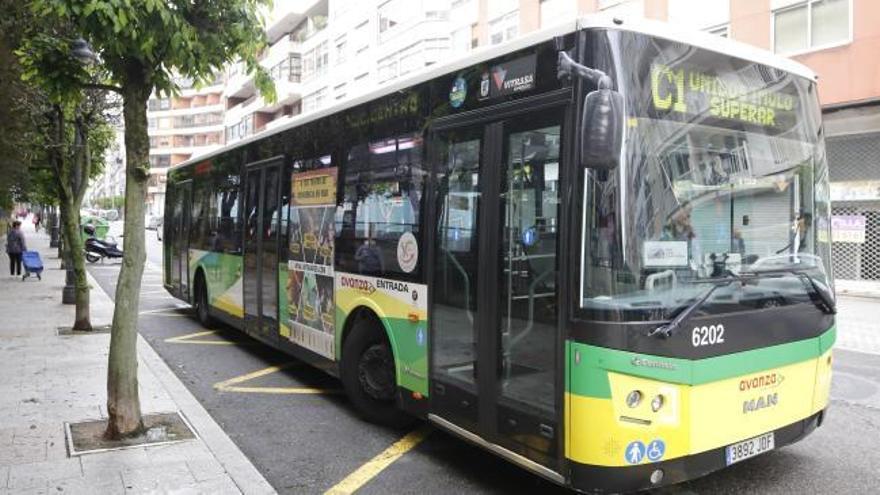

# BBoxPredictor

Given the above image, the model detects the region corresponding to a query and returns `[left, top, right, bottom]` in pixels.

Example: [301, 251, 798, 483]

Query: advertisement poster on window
[288, 167, 338, 359]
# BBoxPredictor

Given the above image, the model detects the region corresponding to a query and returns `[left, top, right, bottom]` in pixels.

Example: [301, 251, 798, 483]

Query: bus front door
[243, 160, 282, 342]
[430, 102, 565, 473]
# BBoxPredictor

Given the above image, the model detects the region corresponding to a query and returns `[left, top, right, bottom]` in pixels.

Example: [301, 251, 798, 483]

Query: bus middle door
[243, 159, 283, 343]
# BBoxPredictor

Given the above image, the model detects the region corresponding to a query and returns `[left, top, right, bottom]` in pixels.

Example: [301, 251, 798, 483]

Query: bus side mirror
[581, 89, 624, 171]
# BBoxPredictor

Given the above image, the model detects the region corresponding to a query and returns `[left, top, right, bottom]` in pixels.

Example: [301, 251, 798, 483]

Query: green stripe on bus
[567, 326, 835, 398]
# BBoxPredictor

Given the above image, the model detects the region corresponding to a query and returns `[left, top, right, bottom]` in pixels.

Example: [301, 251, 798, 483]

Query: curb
[85, 269, 276, 495]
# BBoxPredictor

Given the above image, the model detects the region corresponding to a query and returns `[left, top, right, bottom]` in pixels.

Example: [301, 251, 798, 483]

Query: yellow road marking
[213, 363, 341, 395]
[324, 425, 432, 495]
[140, 307, 190, 316]
[164, 330, 242, 346]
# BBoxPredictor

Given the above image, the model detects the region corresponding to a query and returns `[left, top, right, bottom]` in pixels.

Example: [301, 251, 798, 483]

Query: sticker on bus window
[397, 231, 418, 273]
[643, 241, 688, 267]
[449, 76, 467, 108]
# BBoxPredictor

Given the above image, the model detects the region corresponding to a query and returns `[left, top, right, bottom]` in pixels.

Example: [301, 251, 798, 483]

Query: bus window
[336, 134, 424, 278]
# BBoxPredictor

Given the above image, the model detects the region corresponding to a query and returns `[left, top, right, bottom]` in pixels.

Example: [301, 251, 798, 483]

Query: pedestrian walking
[6, 220, 27, 277]
[33, 213, 42, 232]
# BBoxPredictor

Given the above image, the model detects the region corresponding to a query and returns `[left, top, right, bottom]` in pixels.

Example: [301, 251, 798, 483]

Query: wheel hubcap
[358, 343, 395, 401]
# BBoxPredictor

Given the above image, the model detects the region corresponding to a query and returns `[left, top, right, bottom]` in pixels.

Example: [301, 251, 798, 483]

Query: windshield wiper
[648, 278, 738, 339]
[740, 268, 836, 314]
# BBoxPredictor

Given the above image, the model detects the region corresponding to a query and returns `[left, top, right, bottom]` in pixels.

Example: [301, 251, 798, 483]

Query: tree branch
[82, 83, 123, 94]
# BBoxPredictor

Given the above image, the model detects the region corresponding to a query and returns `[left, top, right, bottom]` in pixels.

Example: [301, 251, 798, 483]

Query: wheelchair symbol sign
[646, 439, 665, 462]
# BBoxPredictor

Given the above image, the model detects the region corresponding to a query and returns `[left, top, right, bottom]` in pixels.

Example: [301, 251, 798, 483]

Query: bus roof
[581, 15, 817, 81]
[170, 14, 816, 172]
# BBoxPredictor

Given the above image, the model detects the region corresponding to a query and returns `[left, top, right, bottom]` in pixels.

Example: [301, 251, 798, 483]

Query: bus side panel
[334, 272, 429, 397]
[191, 248, 245, 319]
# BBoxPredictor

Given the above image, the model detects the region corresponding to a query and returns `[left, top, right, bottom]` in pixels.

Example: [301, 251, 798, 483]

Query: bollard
[62, 267, 76, 304]
[61, 241, 76, 305]
[49, 212, 59, 248]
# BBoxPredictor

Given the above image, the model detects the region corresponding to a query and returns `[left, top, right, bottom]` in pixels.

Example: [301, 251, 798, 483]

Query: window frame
[772, 0, 852, 56]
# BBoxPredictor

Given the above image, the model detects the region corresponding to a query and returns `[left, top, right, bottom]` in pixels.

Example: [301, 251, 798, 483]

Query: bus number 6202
[692, 325, 725, 347]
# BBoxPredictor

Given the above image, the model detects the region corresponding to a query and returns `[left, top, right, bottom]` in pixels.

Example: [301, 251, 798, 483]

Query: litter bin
[80, 215, 110, 243]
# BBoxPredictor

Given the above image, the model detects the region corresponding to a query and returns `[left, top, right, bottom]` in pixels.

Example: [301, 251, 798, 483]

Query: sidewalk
[0, 224, 275, 494]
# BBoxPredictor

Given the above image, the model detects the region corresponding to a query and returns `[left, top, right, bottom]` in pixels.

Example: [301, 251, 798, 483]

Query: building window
[451, 26, 471, 53]
[540, 0, 576, 28]
[303, 87, 328, 113]
[269, 53, 301, 83]
[150, 155, 171, 169]
[377, 55, 398, 83]
[488, 11, 519, 46]
[354, 21, 371, 54]
[774, 0, 850, 54]
[378, 0, 418, 41]
[334, 82, 347, 100]
[148, 98, 171, 111]
[335, 35, 347, 64]
[706, 24, 729, 37]
[303, 41, 329, 81]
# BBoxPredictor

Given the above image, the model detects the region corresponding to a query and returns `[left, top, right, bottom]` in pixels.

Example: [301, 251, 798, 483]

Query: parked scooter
[83, 224, 124, 263]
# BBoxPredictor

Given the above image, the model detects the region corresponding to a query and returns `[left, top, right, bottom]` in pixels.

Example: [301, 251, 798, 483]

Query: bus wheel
[341, 318, 412, 428]
[194, 274, 215, 328]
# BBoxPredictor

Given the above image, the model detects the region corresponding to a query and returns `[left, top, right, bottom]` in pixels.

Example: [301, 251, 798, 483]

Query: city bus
[163, 16, 836, 493]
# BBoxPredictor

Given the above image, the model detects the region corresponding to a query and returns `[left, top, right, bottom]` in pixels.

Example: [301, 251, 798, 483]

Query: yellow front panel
[567, 356, 824, 467]
[688, 358, 817, 453]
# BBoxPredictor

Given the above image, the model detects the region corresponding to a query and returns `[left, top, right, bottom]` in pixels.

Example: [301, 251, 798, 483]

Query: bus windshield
[580, 30, 832, 322]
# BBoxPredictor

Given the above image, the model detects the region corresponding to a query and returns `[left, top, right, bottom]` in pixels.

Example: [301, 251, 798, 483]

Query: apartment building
[139, 0, 879, 281]
[144, 79, 225, 216]
[87, 128, 126, 211]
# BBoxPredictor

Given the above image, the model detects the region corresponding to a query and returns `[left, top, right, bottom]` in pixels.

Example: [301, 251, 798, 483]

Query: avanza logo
[738, 372, 784, 392]
[340, 276, 375, 295]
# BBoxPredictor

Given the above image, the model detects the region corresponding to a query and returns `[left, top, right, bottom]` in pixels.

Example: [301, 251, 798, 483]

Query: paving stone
[7, 458, 81, 490]
[79, 449, 152, 477]
[185, 458, 229, 483]
[50, 473, 125, 494]
[0, 442, 46, 465]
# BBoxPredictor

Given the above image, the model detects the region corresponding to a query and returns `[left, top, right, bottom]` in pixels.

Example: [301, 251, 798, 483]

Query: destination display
[650, 63, 796, 127]
[632, 42, 809, 133]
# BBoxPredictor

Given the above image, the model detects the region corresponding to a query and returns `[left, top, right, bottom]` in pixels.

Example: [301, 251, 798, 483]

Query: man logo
[742, 392, 778, 414]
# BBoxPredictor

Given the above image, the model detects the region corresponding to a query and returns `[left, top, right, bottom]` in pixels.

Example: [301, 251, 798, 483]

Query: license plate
[725, 432, 775, 465]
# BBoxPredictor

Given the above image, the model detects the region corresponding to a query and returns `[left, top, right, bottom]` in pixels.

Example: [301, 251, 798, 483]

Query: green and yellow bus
[164, 16, 835, 493]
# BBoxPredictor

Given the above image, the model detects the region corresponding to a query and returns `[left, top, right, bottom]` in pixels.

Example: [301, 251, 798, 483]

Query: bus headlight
[651, 394, 665, 412]
[626, 390, 642, 408]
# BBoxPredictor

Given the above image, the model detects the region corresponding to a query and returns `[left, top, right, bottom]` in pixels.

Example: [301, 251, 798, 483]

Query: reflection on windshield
[579, 31, 832, 322]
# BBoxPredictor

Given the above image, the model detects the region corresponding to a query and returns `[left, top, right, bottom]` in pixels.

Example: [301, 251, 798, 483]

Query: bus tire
[341, 317, 413, 428]
[194, 272, 215, 328]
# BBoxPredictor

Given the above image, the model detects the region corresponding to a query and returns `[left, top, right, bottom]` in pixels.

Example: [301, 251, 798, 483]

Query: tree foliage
[28, 0, 274, 439]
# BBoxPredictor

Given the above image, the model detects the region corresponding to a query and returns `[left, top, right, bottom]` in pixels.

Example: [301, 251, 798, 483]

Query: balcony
[266, 0, 324, 44]
[224, 61, 257, 99]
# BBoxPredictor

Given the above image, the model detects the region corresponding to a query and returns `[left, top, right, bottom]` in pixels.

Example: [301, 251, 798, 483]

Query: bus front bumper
[568, 409, 824, 494]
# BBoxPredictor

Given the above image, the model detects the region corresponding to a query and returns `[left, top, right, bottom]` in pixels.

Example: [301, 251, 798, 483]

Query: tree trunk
[105, 80, 151, 440]
[62, 199, 91, 330]
[65, 117, 91, 330]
